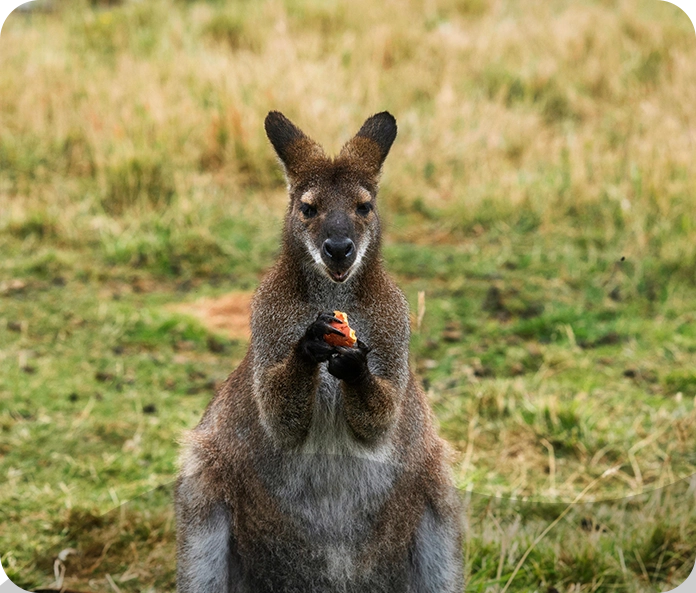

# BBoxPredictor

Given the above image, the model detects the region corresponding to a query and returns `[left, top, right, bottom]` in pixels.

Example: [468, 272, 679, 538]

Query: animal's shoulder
[357, 270, 410, 340]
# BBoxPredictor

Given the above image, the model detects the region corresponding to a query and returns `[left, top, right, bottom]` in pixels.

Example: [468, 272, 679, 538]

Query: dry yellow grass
[167, 291, 252, 340]
[2, 0, 695, 233]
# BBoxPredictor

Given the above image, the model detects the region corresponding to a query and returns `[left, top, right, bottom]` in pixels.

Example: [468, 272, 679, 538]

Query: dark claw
[325, 326, 345, 336]
[307, 312, 347, 339]
[317, 313, 344, 325]
[317, 312, 341, 323]
[310, 323, 343, 338]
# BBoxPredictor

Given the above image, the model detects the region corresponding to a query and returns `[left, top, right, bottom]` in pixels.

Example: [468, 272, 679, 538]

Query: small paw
[306, 312, 345, 340]
[298, 336, 335, 364]
[298, 312, 343, 364]
[328, 344, 370, 383]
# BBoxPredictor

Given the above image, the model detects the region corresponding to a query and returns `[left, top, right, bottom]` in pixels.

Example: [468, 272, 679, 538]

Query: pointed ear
[338, 112, 397, 182]
[264, 111, 326, 184]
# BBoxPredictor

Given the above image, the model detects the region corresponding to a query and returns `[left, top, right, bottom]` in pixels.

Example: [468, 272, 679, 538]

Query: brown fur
[175, 112, 464, 592]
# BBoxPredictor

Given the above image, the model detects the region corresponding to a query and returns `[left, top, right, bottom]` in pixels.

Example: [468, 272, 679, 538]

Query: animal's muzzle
[322, 237, 355, 265]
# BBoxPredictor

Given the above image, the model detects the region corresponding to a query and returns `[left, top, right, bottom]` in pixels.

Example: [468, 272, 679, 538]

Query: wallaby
[175, 111, 464, 592]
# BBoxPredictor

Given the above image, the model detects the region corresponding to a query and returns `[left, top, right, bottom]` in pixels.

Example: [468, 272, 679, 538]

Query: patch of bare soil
[168, 292, 253, 341]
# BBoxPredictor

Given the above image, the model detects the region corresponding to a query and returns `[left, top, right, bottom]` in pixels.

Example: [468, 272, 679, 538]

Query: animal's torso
[252, 363, 400, 579]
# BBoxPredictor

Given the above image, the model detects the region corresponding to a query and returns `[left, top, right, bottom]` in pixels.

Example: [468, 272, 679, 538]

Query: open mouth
[329, 269, 351, 283]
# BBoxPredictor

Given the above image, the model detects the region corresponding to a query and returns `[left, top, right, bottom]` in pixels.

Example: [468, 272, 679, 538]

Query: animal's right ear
[264, 111, 326, 184]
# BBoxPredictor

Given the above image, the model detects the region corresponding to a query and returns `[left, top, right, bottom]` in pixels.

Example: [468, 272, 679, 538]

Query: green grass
[1, 0, 696, 590]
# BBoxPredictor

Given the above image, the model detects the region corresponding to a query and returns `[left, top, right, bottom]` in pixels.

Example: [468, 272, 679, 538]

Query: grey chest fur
[264, 366, 398, 565]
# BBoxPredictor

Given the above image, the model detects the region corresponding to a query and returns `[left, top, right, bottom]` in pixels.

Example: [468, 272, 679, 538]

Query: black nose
[322, 237, 355, 262]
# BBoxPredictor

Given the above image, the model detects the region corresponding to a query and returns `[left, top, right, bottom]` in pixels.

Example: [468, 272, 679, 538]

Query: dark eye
[356, 202, 373, 216]
[299, 203, 317, 218]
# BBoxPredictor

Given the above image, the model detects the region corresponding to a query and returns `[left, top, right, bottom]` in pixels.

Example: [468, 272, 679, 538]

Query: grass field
[1, 0, 696, 590]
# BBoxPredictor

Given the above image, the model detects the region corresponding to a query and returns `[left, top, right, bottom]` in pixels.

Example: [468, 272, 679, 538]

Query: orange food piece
[324, 310, 357, 348]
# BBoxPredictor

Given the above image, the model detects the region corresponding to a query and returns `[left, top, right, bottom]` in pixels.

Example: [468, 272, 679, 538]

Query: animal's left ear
[338, 112, 397, 183]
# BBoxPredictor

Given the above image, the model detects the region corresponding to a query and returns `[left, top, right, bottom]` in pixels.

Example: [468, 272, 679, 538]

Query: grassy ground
[1, 0, 696, 590]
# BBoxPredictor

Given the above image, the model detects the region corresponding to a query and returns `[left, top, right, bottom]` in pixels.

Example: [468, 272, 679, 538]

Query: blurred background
[1, 0, 695, 590]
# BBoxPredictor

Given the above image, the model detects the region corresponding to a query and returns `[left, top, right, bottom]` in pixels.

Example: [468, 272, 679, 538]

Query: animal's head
[265, 111, 397, 283]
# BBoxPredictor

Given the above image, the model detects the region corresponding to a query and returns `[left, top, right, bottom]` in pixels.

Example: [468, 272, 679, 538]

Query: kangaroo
[175, 111, 464, 593]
